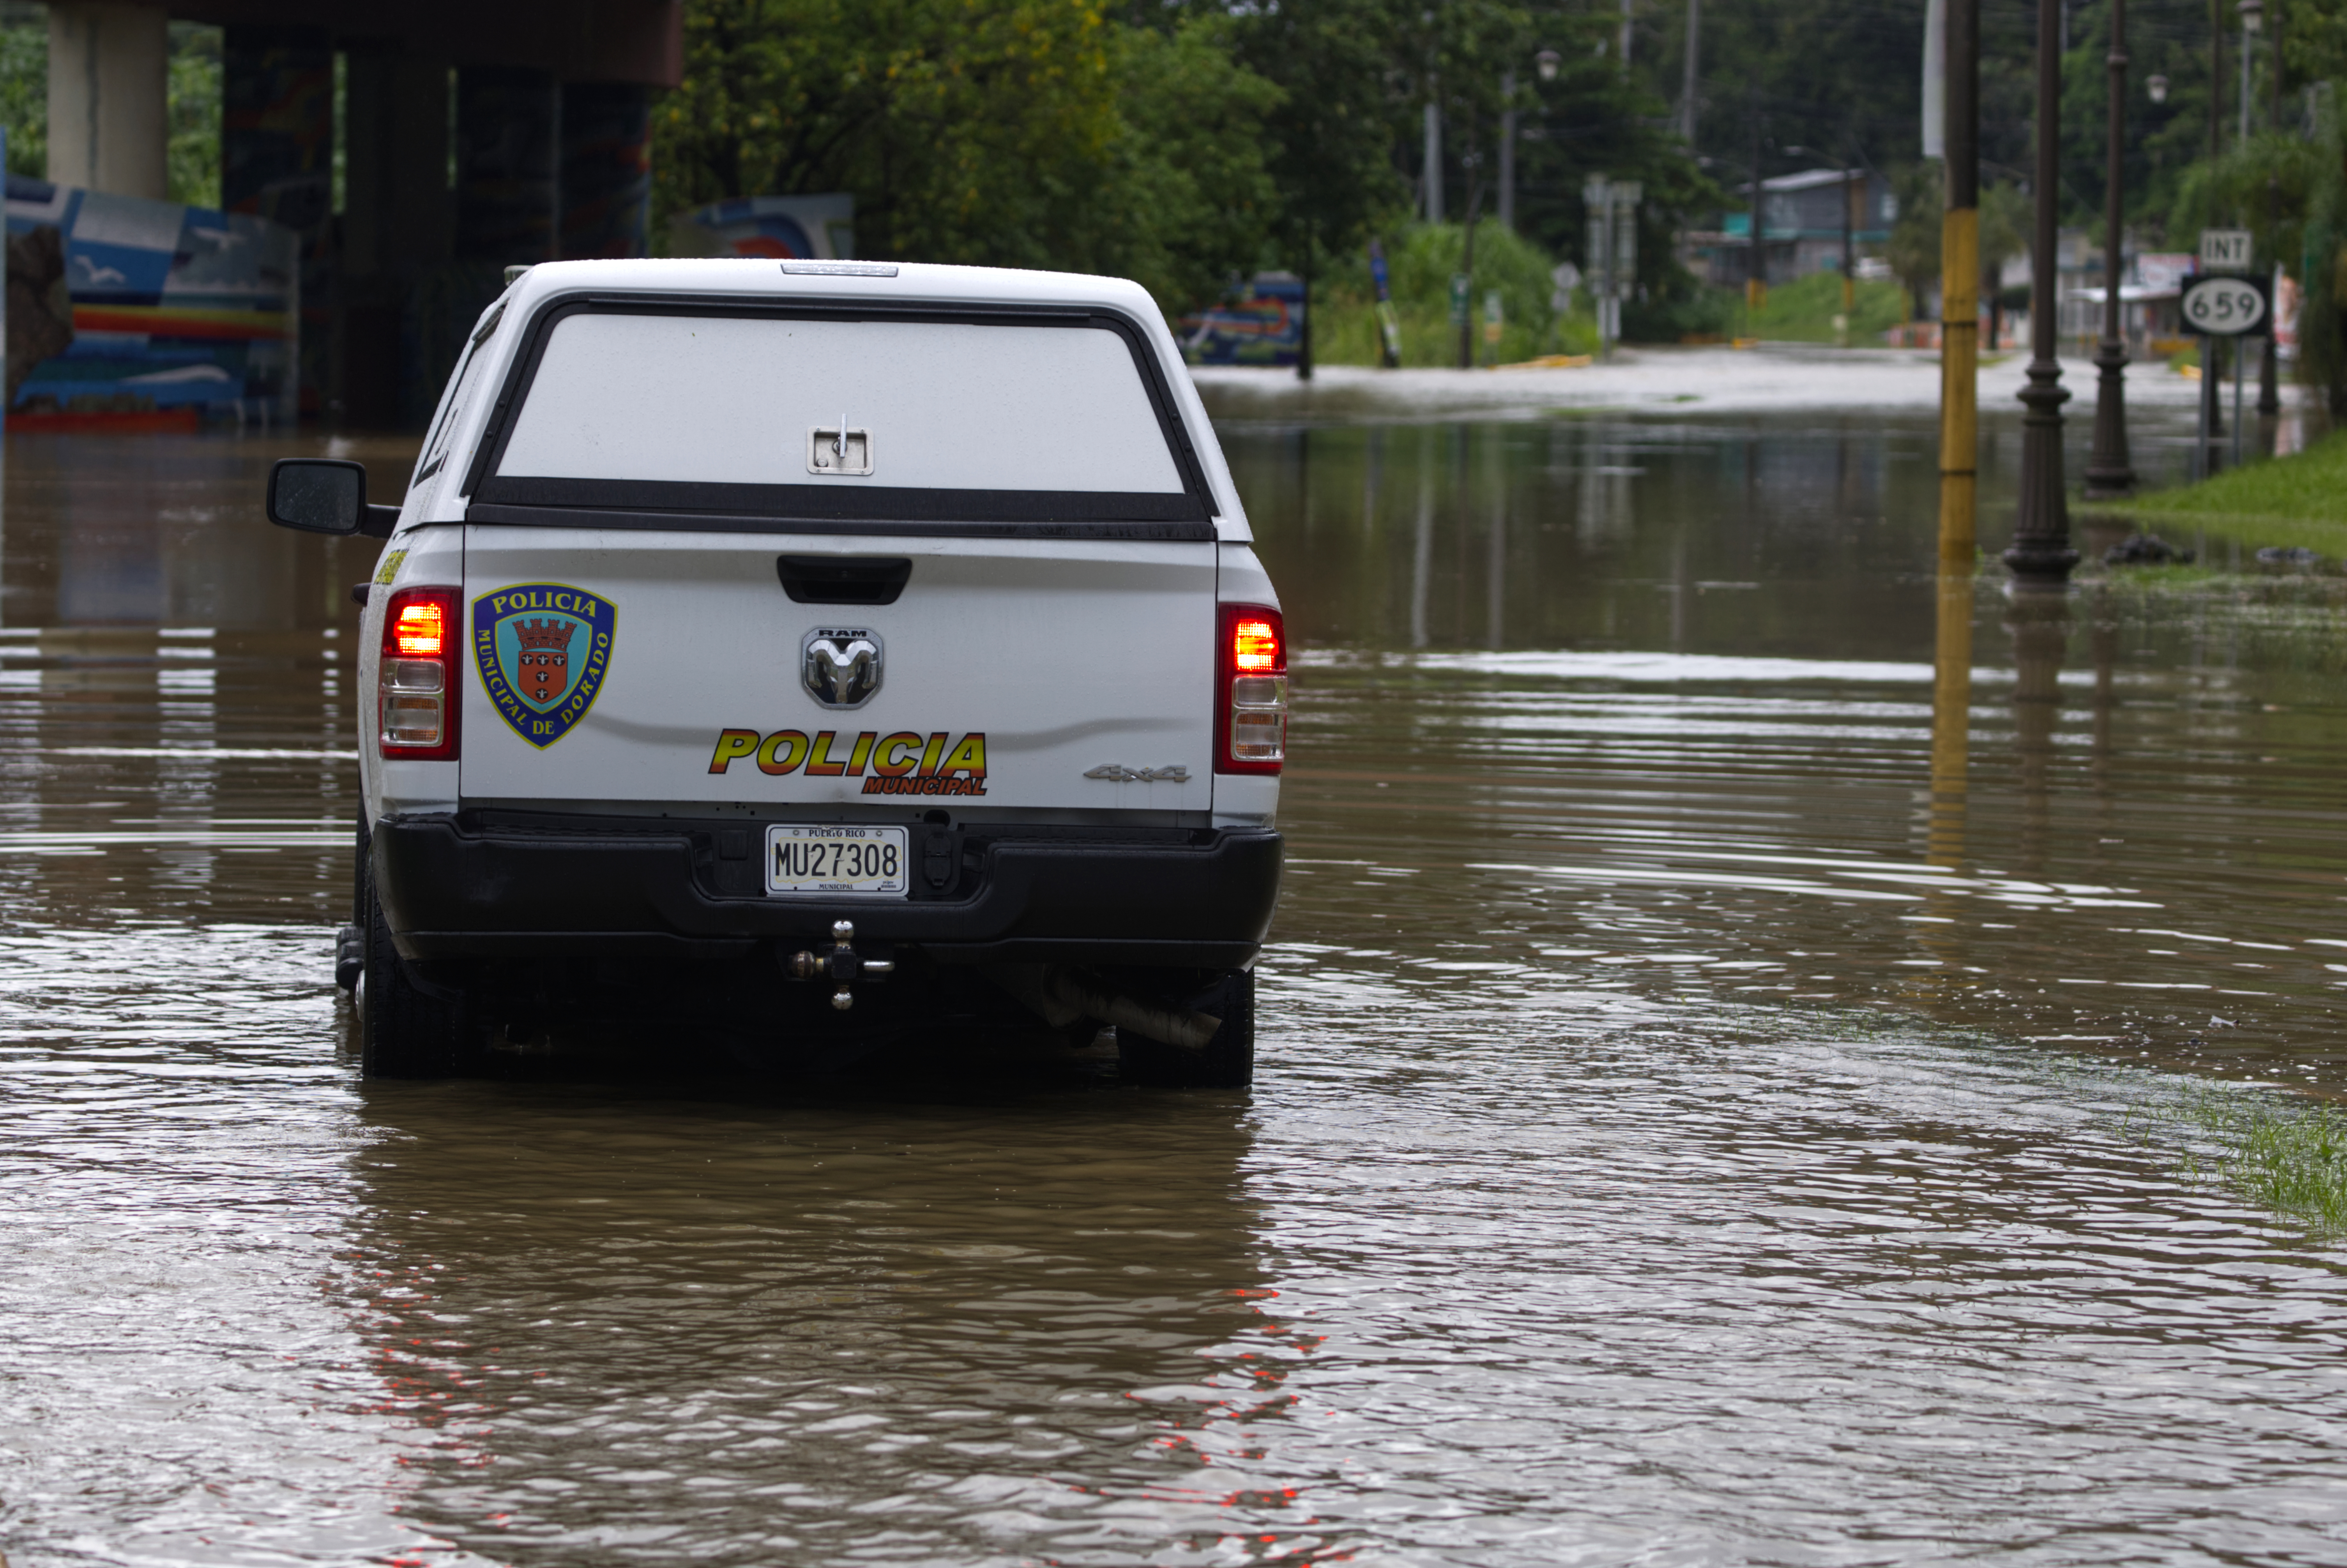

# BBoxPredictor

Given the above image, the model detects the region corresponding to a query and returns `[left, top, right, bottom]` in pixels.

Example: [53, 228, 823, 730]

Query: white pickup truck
[266, 260, 1285, 1087]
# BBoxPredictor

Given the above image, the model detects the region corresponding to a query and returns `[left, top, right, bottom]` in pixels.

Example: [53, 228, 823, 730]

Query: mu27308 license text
[767, 825, 910, 896]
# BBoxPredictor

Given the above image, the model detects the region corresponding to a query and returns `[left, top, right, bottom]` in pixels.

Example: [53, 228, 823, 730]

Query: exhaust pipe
[985, 964, 1223, 1052]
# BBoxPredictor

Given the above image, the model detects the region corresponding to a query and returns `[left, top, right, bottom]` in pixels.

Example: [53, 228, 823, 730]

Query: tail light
[378, 586, 460, 760]
[1217, 604, 1287, 774]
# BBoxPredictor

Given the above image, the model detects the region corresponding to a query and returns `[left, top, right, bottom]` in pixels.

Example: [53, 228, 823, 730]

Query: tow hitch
[782, 920, 895, 1010]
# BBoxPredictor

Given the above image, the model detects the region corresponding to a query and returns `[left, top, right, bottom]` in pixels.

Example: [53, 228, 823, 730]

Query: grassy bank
[2128, 1083, 2347, 1238]
[1309, 253, 1915, 362]
[2080, 427, 2347, 557]
[1741, 270, 1912, 344]
[1309, 221, 1600, 368]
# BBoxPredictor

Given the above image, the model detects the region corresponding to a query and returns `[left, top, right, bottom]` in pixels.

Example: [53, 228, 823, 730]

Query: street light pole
[2206, 0, 2227, 427]
[1679, 0, 1700, 140]
[1458, 146, 1484, 370]
[2255, 0, 2282, 417]
[1843, 164, 1856, 343]
[1499, 69, 1517, 229]
[1748, 104, 1765, 318]
[2239, 0, 2257, 144]
[2006, 0, 2077, 584]
[2084, 0, 2135, 498]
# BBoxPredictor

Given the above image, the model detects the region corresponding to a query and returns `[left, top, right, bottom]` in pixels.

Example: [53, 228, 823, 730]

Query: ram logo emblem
[801, 627, 883, 708]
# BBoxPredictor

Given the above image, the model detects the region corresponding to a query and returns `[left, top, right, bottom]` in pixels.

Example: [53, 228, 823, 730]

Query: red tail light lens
[1232, 615, 1281, 672]
[392, 599, 447, 657]
[379, 586, 461, 760]
[1217, 604, 1287, 775]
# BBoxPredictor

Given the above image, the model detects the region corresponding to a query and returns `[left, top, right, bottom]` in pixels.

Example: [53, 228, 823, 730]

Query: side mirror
[266, 459, 399, 538]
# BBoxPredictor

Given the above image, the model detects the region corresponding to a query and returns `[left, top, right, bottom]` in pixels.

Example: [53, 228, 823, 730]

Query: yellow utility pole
[1938, 0, 1978, 564]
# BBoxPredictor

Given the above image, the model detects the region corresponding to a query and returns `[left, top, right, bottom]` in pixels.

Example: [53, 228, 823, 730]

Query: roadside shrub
[1308, 220, 1597, 367]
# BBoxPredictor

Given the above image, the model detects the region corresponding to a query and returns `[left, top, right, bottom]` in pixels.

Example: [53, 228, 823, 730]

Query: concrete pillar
[223, 28, 332, 228]
[46, 2, 168, 199]
[559, 82, 650, 259]
[456, 67, 558, 264]
[342, 52, 453, 277]
[340, 51, 451, 427]
[224, 28, 333, 418]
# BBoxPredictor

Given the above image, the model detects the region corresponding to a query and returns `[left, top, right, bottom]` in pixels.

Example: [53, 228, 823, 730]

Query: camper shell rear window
[460, 298, 1216, 540]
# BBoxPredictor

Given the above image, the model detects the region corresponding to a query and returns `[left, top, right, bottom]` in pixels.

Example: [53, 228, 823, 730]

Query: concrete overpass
[43, 1, 683, 423]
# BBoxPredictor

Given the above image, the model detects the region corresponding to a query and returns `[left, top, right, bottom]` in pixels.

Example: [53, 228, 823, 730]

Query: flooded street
[9, 397, 2347, 1565]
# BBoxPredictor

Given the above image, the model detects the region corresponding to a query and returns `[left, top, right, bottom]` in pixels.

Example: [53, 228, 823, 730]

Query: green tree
[1400, 0, 1533, 364]
[1225, 0, 1409, 377]
[1979, 178, 2029, 347]
[1082, 18, 1282, 315]
[0, 19, 42, 178]
[1509, 2, 1712, 340]
[2058, 0, 2252, 249]
[2298, 86, 2347, 410]
[656, 0, 1120, 267]
[166, 23, 222, 210]
[1884, 159, 1944, 322]
[654, 0, 1278, 316]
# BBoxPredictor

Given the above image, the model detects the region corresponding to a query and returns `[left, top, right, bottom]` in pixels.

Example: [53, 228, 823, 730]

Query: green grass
[2079, 427, 2347, 558]
[2127, 1084, 2347, 1237]
[1742, 269, 1912, 344]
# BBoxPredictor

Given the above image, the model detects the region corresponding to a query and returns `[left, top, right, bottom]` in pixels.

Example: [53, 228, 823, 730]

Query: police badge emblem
[473, 583, 617, 748]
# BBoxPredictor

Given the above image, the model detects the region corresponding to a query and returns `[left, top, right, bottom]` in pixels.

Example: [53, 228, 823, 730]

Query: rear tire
[1118, 968, 1255, 1089]
[359, 842, 476, 1079]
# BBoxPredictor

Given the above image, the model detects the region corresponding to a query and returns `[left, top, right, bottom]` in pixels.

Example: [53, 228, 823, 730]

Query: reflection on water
[1232, 413, 2347, 1083]
[1928, 568, 1972, 869]
[345, 1087, 1272, 1561]
[2, 433, 415, 633]
[8, 417, 2347, 1564]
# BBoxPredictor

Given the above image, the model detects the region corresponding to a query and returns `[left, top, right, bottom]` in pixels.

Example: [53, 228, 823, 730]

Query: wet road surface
[7, 415, 2347, 1565]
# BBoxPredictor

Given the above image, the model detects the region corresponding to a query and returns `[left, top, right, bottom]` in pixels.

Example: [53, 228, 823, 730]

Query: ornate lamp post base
[2082, 336, 2135, 500]
[2004, 360, 2079, 583]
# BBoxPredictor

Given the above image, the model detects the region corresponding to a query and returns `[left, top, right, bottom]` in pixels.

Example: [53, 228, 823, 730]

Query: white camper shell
[270, 260, 1284, 1086]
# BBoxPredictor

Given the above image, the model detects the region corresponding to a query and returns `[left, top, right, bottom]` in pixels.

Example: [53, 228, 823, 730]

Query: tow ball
[783, 920, 895, 1010]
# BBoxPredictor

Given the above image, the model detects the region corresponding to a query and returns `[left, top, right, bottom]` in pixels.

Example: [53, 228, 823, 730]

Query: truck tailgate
[458, 526, 1216, 814]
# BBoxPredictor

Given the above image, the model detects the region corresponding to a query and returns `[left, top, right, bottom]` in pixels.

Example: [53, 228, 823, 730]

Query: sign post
[2187, 231, 2264, 477]
[1583, 177, 1640, 360]
[1369, 239, 1402, 367]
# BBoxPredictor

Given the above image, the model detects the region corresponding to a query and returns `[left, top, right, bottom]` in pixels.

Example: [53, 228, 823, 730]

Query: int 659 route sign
[2180, 274, 2270, 337]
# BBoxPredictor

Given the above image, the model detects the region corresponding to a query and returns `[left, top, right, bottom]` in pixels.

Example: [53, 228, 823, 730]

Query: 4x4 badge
[803, 627, 883, 708]
[473, 583, 616, 748]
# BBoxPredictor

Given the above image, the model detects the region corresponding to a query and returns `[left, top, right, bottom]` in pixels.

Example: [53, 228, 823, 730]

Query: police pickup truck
[266, 260, 1285, 1087]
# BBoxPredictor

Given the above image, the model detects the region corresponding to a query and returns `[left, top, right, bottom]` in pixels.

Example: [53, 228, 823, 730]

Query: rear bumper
[373, 810, 1281, 968]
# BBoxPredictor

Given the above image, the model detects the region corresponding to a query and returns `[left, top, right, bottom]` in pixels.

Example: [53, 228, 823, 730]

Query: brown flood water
[6, 414, 2347, 1566]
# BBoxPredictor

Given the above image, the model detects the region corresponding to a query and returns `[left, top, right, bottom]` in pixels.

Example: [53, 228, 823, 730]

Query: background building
[1682, 168, 1896, 289]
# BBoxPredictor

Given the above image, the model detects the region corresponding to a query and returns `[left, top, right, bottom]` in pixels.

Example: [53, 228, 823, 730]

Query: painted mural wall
[668, 195, 855, 261]
[5, 174, 300, 428]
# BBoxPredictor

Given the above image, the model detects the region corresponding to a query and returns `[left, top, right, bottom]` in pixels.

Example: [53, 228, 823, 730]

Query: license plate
[765, 825, 909, 896]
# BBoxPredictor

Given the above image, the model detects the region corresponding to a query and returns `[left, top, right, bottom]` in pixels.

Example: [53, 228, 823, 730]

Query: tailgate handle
[776, 555, 912, 606]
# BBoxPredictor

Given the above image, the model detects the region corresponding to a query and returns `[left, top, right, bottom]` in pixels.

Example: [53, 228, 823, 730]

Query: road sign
[2181, 272, 2271, 336]
[1550, 261, 1581, 312]
[2198, 229, 2253, 273]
